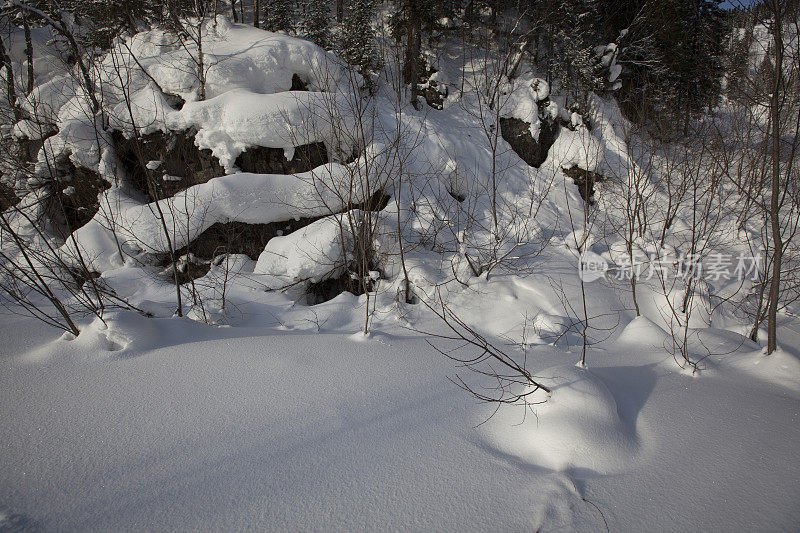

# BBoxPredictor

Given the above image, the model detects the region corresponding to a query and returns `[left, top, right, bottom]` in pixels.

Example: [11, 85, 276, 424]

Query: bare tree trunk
[766, 0, 785, 354]
[197, 19, 206, 100]
[254, 0, 260, 28]
[0, 35, 20, 120]
[22, 12, 34, 95]
[230, 0, 238, 22]
[336, 0, 344, 23]
[403, 4, 421, 108]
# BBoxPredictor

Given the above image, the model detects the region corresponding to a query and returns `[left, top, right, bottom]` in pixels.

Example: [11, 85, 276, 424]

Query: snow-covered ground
[1, 15, 799, 531]
[1, 308, 799, 531]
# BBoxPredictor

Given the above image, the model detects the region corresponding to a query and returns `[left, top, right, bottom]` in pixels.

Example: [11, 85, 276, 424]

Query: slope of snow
[2, 15, 799, 532]
[0, 310, 798, 531]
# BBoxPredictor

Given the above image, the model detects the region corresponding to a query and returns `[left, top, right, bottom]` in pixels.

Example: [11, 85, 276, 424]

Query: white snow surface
[166, 89, 357, 170]
[1, 308, 798, 531]
[253, 212, 356, 285]
[1, 17, 799, 532]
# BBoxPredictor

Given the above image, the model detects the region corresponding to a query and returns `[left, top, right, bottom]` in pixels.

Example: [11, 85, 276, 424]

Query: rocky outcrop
[562, 165, 609, 204]
[307, 270, 378, 305]
[420, 64, 449, 111]
[113, 129, 226, 201]
[291, 73, 309, 91]
[17, 136, 47, 164]
[49, 159, 111, 233]
[0, 181, 18, 212]
[115, 129, 330, 201]
[162, 254, 212, 285]
[423, 85, 447, 110]
[499, 116, 559, 168]
[174, 189, 390, 262]
[234, 142, 328, 175]
[175, 217, 327, 261]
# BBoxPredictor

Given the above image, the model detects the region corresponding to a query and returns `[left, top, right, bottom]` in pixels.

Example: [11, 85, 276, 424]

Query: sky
[719, 0, 758, 9]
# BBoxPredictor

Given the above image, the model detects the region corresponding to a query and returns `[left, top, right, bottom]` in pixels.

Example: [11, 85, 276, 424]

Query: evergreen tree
[671, 0, 726, 130]
[340, 0, 379, 72]
[388, 0, 457, 105]
[53, 0, 169, 49]
[298, 0, 331, 48]
[263, 0, 294, 33]
[594, 0, 727, 131]
[549, 0, 604, 100]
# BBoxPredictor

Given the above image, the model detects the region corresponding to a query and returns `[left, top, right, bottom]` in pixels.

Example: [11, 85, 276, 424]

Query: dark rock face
[306, 271, 375, 305]
[562, 165, 609, 204]
[499, 116, 559, 168]
[113, 129, 226, 201]
[50, 159, 111, 232]
[423, 85, 447, 110]
[163, 93, 186, 110]
[17, 136, 47, 163]
[291, 73, 309, 91]
[176, 217, 327, 261]
[234, 142, 328, 175]
[177, 190, 391, 262]
[418, 63, 448, 111]
[115, 129, 329, 201]
[171, 257, 212, 285]
[0, 181, 18, 211]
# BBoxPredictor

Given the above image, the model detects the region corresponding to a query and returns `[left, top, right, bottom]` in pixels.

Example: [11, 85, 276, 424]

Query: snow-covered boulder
[253, 212, 357, 286]
[166, 89, 358, 171]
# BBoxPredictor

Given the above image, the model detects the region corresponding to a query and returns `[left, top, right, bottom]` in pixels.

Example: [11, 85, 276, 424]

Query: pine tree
[263, 0, 294, 33]
[52, 0, 169, 49]
[550, 0, 604, 100]
[298, 0, 331, 48]
[388, 0, 457, 106]
[340, 0, 379, 71]
[672, 0, 726, 130]
[588, 0, 727, 131]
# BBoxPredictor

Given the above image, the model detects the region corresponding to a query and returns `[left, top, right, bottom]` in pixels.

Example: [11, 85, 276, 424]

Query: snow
[107, 19, 350, 101]
[253, 212, 355, 285]
[166, 89, 357, 170]
[1, 13, 799, 532]
[548, 125, 603, 172]
[62, 162, 376, 268]
[500, 78, 549, 139]
[480, 364, 640, 473]
[502, 81, 539, 124]
[0, 309, 798, 531]
[531, 78, 550, 101]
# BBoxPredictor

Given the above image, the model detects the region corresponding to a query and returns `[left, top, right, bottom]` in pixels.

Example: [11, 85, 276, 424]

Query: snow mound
[167, 89, 357, 170]
[62, 163, 377, 270]
[549, 126, 602, 172]
[616, 316, 669, 348]
[724, 348, 800, 392]
[254, 212, 356, 286]
[109, 20, 350, 101]
[479, 364, 641, 473]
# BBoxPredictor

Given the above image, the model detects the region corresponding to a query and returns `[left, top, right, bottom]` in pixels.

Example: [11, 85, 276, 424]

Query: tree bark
[22, 12, 34, 95]
[403, 5, 421, 108]
[0, 35, 20, 120]
[766, 0, 785, 354]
